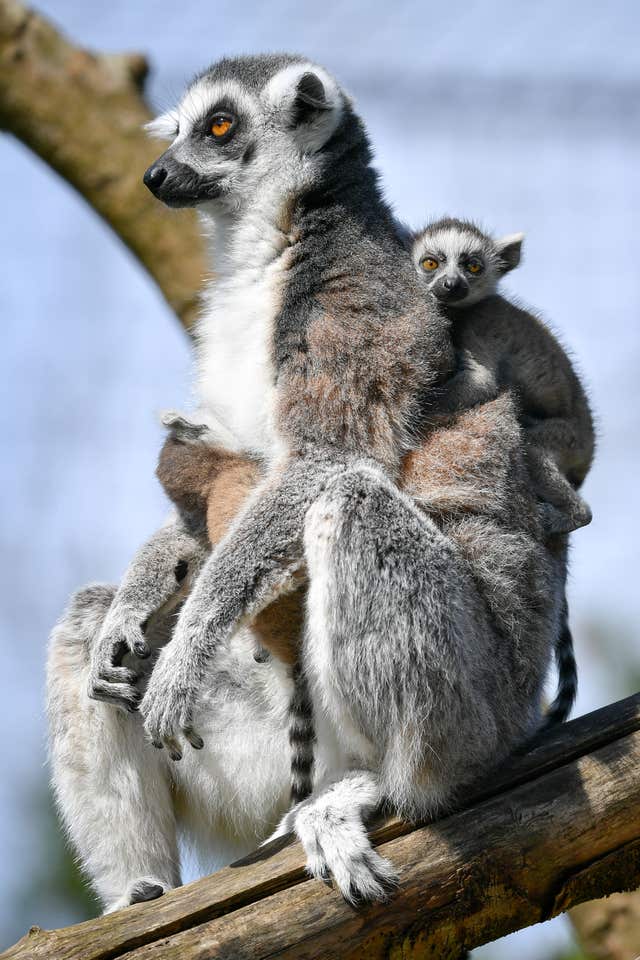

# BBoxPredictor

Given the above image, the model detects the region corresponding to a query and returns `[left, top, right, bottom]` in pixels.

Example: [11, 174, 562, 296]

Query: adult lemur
[48, 55, 565, 909]
[134, 54, 455, 760]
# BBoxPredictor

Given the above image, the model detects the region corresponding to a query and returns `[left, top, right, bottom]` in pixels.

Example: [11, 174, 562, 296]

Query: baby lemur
[413, 218, 594, 531]
[412, 217, 595, 724]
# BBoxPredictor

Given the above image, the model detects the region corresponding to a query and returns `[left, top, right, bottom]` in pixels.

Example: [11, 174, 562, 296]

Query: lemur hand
[161, 409, 240, 451]
[139, 640, 204, 759]
[87, 607, 148, 713]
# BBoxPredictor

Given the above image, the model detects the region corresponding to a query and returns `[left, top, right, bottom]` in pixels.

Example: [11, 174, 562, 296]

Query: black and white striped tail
[289, 662, 316, 806]
[544, 597, 578, 727]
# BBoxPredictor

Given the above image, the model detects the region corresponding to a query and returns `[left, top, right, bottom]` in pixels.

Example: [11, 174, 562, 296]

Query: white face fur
[143, 59, 344, 219]
[412, 220, 524, 308]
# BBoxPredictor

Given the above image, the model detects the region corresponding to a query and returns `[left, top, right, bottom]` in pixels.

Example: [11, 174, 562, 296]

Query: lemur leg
[47, 586, 181, 913]
[289, 463, 545, 902]
[139, 458, 338, 755]
[88, 517, 208, 712]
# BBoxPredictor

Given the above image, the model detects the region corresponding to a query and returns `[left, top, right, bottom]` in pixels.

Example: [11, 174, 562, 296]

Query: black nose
[143, 165, 168, 195]
[443, 277, 456, 290]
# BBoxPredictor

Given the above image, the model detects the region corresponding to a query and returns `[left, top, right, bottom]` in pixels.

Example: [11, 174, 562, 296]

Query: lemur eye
[210, 115, 234, 139]
[421, 257, 439, 272]
[467, 259, 483, 274]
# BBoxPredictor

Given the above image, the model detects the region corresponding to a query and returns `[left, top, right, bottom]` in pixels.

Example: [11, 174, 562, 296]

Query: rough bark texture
[0, 0, 206, 330]
[4, 694, 640, 960]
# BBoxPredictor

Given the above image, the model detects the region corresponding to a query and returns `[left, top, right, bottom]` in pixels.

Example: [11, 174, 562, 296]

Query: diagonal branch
[4, 693, 640, 959]
[0, 0, 206, 330]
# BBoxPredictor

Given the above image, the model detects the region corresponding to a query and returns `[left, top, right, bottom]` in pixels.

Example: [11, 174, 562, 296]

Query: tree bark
[0, 0, 206, 331]
[4, 693, 640, 960]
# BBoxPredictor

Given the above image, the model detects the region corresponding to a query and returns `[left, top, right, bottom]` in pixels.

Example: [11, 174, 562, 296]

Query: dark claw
[134, 640, 150, 659]
[129, 881, 164, 905]
[151, 739, 163, 750]
[168, 749, 183, 762]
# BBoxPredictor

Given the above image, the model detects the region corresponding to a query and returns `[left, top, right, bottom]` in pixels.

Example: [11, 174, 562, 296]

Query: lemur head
[143, 54, 347, 216]
[412, 218, 524, 308]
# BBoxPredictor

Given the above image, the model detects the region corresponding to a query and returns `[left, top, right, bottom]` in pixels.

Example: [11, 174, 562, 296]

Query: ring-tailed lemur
[47, 56, 567, 910]
[133, 55, 454, 760]
[412, 217, 595, 724]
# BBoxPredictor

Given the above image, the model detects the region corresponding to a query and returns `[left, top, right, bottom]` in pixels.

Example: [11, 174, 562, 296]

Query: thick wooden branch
[5, 693, 640, 959]
[0, 0, 206, 330]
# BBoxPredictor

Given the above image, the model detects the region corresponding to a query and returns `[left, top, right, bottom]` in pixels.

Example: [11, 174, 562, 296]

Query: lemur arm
[437, 349, 499, 413]
[87, 514, 208, 712]
[140, 456, 339, 755]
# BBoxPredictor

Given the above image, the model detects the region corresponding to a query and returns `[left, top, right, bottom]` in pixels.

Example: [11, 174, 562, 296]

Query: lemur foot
[296, 802, 398, 904]
[269, 791, 399, 905]
[538, 496, 592, 536]
[104, 877, 170, 914]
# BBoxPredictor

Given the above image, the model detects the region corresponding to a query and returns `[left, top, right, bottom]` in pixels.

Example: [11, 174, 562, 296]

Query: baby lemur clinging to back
[412, 217, 595, 725]
[412, 217, 594, 532]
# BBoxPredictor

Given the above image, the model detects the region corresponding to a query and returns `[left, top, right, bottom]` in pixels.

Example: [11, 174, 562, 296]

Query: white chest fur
[194, 210, 291, 457]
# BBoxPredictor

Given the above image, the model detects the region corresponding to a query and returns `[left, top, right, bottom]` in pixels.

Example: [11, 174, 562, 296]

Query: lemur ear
[291, 72, 331, 125]
[495, 232, 524, 275]
[265, 63, 343, 152]
[144, 110, 179, 141]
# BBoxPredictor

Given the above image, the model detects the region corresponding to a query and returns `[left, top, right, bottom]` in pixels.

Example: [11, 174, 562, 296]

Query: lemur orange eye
[211, 116, 232, 138]
[467, 260, 483, 274]
[421, 257, 439, 272]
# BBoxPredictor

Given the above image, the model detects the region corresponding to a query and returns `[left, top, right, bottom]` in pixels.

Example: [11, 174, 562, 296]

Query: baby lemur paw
[160, 410, 210, 445]
[538, 496, 592, 536]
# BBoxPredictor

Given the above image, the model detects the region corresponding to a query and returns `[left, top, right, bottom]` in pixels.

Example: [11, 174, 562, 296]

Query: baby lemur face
[142, 54, 344, 215]
[413, 217, 524, 308]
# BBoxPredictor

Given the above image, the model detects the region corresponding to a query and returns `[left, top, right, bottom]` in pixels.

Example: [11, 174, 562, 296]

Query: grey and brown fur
[412, 217, 595, 724]
[48, 56, 569, 909]
[136, 54, 454, 764]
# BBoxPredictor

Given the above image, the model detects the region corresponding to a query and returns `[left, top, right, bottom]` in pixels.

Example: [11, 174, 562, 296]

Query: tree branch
[4, 693, 640, 959]
[0, 0, 206, 330]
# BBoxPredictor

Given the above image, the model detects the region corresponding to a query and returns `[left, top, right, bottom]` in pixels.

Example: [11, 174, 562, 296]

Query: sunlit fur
[48, 60, 567, 911]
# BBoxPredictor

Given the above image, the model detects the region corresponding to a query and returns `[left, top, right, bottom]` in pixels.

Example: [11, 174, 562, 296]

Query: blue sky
[1, 1, 638, 954]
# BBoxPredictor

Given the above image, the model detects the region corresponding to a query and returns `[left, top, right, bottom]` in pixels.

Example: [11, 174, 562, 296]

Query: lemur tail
[289, 663, 316, 805]
[543, 598, 578, 727]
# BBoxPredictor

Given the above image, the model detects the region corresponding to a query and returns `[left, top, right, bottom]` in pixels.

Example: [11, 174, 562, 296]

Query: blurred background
[1, 0, 639, 956]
